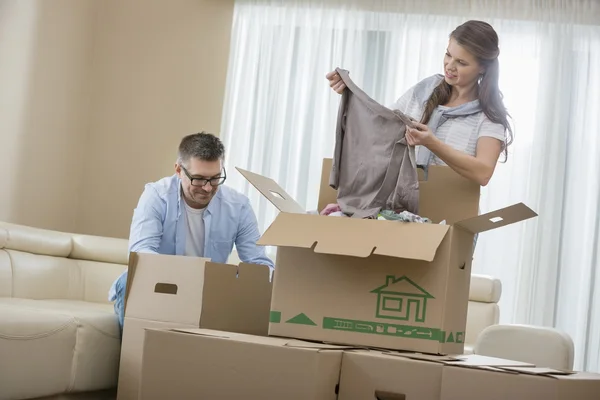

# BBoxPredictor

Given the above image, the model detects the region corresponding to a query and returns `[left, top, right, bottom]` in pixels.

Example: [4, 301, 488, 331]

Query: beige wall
[0, 0, 234, 238]
[0, 0, 96, 233]
[80, 0, 234, 238]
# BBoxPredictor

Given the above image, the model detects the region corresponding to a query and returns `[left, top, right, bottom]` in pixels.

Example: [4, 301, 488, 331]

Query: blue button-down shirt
[108, 174, 274, 301]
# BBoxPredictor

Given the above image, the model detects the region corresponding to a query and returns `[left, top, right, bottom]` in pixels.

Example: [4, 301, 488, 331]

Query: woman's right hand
[326, 70, 346, 94]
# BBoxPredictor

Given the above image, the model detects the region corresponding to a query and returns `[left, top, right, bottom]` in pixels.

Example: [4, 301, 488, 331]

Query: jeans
[113, 271, 128, 339]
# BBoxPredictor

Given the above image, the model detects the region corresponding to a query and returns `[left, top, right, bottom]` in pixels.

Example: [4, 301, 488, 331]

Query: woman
[326, 20, 513, 187]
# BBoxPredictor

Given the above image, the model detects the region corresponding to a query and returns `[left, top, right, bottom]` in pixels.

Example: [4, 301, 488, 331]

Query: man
[108, 132, 274, 333]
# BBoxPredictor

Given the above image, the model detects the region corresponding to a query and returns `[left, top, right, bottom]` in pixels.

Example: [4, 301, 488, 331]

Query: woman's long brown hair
[421, 20, 514, 162]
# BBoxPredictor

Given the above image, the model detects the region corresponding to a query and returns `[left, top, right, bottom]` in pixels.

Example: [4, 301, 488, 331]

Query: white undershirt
[184, 201, 206, 257]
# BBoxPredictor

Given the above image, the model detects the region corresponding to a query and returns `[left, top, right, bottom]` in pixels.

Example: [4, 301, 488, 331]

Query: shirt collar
[177, 177, 222, 216]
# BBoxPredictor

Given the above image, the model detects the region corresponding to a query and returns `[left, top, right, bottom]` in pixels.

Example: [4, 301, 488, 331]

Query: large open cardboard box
[138, 328, 347, 400]
[237, 159, 537, 354]
[116, 252, 272, 400]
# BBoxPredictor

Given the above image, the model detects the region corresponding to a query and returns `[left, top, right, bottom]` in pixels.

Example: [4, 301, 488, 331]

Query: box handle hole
[489, 216, 503, 223]
[375, 390, 406, 400]
[154, 283, 178, 295]
[269, 190, 285, 200]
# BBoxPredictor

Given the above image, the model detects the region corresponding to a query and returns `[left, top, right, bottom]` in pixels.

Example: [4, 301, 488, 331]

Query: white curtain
[220, 0, 600, 372]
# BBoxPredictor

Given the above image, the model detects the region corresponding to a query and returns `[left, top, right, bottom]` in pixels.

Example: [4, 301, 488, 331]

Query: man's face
[176, 157, 224, 209]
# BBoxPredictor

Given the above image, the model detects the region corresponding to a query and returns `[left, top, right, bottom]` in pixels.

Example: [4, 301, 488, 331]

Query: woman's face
[443, 37, 484, 89]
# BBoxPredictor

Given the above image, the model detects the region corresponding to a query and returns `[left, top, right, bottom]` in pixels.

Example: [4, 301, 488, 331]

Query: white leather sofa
[0, 222, 127, 400]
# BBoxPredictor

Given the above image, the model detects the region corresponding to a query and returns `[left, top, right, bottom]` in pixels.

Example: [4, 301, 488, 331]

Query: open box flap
[495, 367, 574, 376]
[236, 167, 305, 214]
[455, 203, 538, 234]
[283, 340, 360, 350]
[386, 353, 536, 368]
[153, 328, 351, 350]
[418, 165, 481, 225]
[163, 328, 278, 344]
[165, 328, 233, 338]
[124, 252, 209, 324]
[445, 354, 536, 368]
[382, 352, 461, 363]
[237, 262, 272, 281]
[318, 158, 338, 212]
[258, 212, 450, 261]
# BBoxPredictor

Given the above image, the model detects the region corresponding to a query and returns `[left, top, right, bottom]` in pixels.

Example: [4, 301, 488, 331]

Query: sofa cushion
[0, 302, 77, 400]
[78, 260, 127, 304]
[0, 250, 11, 297]
[6, 250, 125, 304]
[8, 250, 82, 300]
[0, 228, 7, 248]
[0, 299, 120, 399]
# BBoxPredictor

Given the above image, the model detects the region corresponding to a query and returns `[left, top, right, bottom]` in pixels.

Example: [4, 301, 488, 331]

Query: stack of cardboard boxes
[116, 159, 600, 399]
[115, 254, 273, 399]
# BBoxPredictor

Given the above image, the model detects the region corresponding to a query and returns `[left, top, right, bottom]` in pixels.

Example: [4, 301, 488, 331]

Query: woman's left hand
[405, 122, 435, 147]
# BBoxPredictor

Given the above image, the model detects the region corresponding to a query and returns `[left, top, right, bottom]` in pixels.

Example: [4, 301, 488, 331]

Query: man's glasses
[180, 165, 227, 187]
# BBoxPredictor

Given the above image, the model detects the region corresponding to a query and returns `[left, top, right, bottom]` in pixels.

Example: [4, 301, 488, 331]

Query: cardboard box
[338, 350, 445, 400]
[338, 350, 536, 400]
[237, 159, 537, 354]
[116, 252, 272, 400]
[138, 328, 347, 400]
[441, 363, 600, 399]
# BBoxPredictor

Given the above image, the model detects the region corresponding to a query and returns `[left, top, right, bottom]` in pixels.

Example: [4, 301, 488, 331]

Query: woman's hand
[405, 122, 435, 147]
[326, 70, 346, 94]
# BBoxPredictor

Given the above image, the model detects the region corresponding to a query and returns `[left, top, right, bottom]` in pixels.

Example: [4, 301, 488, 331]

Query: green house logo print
[370, 275, 434, 323]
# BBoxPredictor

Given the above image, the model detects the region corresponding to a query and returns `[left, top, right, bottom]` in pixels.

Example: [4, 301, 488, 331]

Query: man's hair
[177, 131, 225, 165]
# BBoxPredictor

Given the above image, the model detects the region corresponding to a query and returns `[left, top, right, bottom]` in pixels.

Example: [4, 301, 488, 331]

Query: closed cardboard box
[139, 328, 346, 400]
[441, 364, 600, 400]
[339, 350, 537, 400]
[338, 350, 444, 400]
[238, 159, 537, 354]
[116, 252, 272, 400]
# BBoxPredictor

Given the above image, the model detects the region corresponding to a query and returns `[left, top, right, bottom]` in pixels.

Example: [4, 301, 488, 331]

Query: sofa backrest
[0, 222, 128, 304]
[465, 274, 502, 347]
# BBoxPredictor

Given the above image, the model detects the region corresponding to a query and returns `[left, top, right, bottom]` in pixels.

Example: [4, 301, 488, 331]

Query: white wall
[80, 0, 234, 238]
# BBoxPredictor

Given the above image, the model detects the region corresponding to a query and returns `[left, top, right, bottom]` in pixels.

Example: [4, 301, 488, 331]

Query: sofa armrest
[469, 274, 502, 303]
[474, 324, 575, 370]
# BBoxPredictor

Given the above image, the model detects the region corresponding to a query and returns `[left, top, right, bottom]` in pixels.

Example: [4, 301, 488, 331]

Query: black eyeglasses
[180, 165, 227, 187]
